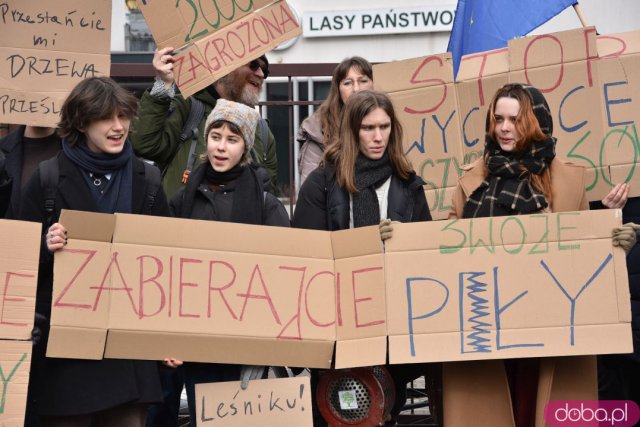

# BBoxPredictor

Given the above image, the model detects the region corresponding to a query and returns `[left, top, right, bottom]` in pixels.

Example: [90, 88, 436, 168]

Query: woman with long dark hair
[293, 89, 432, 426]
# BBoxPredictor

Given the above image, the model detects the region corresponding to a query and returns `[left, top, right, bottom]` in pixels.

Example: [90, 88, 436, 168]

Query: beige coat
[445, 157, 595, 427]
[449, 157, 589, 219]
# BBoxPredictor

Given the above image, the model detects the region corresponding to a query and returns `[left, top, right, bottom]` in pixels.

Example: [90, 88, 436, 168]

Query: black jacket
[592, 198, 640, 361]
[0, 149, 9, 217]
[170, 162, 289, 227]
[0, 126, 23, 218]
[292, 163, 432, 230]
[0, 126, 63, 218]
[18, 151, 168, 416]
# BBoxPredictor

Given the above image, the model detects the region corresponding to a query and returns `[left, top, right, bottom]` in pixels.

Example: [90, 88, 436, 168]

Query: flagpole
[572, 2, 590, 28]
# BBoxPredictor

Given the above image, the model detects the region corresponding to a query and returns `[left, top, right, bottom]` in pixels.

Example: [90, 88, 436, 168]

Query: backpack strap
[251, 118, 270, 164]
[39, 157, 59, 227]
[142, 161, 162, 211]
[180, 97, 206, 183]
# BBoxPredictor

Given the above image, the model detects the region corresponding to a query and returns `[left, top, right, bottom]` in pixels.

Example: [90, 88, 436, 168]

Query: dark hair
[318, 56, 373, 148]
[58, 77, 138, 145]
[324, 90, 413, 193]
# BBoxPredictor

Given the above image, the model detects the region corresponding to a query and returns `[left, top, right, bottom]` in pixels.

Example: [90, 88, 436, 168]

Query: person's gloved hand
[379, 219, 394, 241]
[32, 313, 48, 347]
[240, 365, 266, 390]
[612, 222, 640, 254]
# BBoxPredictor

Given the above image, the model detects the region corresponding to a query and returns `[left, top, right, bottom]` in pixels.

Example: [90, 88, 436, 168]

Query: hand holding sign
[153, 47, 177, 89]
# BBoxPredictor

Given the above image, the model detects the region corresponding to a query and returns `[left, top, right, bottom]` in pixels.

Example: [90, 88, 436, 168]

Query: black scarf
[352, 152, 393, 227]
[179, 162, 264, 225]
[62, 139, 133, 214]
[463, 136, 555, 218]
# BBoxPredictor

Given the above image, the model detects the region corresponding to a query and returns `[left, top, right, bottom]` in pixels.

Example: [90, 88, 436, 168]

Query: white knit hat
[204, 99, 260, 150]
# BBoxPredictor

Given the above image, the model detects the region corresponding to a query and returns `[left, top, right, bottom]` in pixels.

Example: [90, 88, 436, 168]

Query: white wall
[111, 0, 127, 52]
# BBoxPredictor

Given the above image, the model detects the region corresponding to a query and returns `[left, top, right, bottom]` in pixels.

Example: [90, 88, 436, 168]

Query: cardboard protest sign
[0, 219, 40, 424]
[195, 376, 312, 426]
[46, 209, 630, 369]
[0, 0, 111, 127]
[138, 0, 301, 98]
[375, 26, 640, 219]
[594, 30, 640, 198]
[385, 209, 631, 364]
[47, 210, 385, 369]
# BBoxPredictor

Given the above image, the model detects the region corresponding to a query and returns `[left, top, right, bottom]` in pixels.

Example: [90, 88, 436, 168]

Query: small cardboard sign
[195, 376, 312, 427]
[138, 0, 302, 98]
[0, 0, 111, 126]
[0, 219, 40, 425]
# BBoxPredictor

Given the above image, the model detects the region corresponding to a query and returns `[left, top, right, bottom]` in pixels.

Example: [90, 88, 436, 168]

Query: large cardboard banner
[47, 210, 387, 369]
[375, 27, 640, 220]
[47, 209, 631, 368]
[195, 376, 312, 426]
[138, 0, 302, 98]
[0, 0, 111, 127]
[0, 220, 40, 425]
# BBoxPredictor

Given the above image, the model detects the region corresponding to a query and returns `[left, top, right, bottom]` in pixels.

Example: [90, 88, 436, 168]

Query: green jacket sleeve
[130, 91, 190, 170]
[252, 123, 278, 194]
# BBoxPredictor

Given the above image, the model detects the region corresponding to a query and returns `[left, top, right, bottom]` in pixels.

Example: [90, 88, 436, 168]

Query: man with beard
[131, 47, 278, 199]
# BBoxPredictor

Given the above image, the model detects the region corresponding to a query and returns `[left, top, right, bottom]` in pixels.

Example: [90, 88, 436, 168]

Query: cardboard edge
[46, 326, 106, 360]
[334, 336, 387, 369]
[104, 330, 334, 369]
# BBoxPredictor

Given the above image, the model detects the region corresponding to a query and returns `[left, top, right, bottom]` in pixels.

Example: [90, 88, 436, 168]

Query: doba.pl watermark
[545, 400, 640, 426]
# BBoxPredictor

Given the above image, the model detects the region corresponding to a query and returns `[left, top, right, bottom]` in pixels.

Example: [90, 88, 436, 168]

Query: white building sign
[303, 5, 456, 38]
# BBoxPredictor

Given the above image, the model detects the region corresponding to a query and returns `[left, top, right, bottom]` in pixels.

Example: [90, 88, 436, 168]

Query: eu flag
[447, 0, 577, 78]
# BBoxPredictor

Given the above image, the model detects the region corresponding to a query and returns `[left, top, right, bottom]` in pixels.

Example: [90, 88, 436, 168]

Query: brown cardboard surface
[0, 0, 111, 126]
[195, 376, 312, 426]
[373, 54, 454, 93]
[0, 220, 40, 426]
[0, 341, 32, 426]
[49, 211, 339, 368]
[332, 227, 387, 367]
[104, 331, 333, 368]
[508, 27, 598, 71]
[384, 80, 463, 221]
[138, 0, 275, 50]
[48, 209, 631, 373]
[598, 30, 640, 58]
[139, 1, 301, 98]
[373, 26, 640, 214]
[0, 220, 39, 340]
[535, 356, 597, 427]
[385, 210, 631, 364]
[456, 47, 509, 81]
[594, 32, 640, 199]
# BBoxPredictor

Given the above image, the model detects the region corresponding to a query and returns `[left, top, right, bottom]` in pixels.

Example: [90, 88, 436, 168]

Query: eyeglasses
[248, 59, 270, 78]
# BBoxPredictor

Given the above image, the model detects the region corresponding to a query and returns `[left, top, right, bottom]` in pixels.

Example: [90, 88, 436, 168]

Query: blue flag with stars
[447, 0, 577, 79]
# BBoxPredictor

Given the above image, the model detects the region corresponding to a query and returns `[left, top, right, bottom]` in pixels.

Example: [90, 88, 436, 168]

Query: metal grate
[327, 375, 372, 422]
